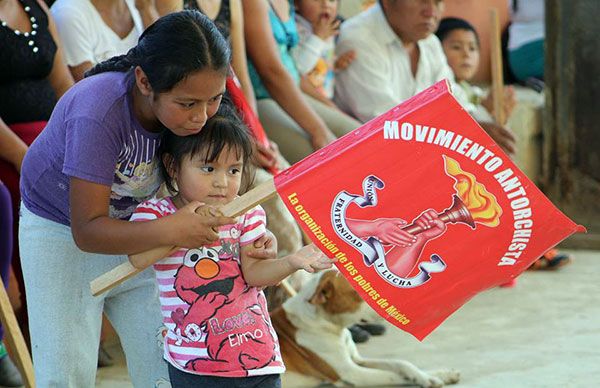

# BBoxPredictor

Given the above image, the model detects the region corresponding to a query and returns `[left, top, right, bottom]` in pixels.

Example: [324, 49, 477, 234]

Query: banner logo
[331, 156, 503, 288]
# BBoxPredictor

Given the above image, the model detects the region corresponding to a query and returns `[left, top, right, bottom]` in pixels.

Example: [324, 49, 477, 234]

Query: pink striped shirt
[131, 197, 285, 377]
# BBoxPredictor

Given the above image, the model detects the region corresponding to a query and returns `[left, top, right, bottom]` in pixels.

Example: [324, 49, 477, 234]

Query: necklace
[0, 1, 40, 53]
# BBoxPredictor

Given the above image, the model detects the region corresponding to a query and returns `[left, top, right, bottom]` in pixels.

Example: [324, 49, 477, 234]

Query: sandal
[528, 249, 573, 270]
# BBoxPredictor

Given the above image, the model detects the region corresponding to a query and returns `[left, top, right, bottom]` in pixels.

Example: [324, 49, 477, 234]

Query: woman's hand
[286, 244, 335, 273]
[310, 128, 336, 150]
[246, 229, 278, 260]
[167, 202, 236, 248]
[254, 141, 281, 170]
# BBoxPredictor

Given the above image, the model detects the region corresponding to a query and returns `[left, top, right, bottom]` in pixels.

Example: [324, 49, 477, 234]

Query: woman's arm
[241, 244, 332, 287]
[243, 0, 334, 149]
[69, 178, 236, 255]
[38, 0, 74, 96]
[299, 75, 336, 108]
[229, 0, 257, 114]
[0, 119, 28, 172]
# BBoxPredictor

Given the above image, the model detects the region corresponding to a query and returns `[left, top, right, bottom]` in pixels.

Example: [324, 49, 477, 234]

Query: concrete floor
[95, 249, 600, 388]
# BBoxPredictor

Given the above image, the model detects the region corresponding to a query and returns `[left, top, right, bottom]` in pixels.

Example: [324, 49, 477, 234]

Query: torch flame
[443, 156, 502, 227]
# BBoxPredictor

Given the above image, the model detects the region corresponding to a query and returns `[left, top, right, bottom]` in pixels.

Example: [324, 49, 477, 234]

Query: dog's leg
[425, 369, 461, 385]
[341, 330, 447, 388]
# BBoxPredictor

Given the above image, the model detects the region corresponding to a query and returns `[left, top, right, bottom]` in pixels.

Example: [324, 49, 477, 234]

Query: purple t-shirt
[20, 71, 164, 226]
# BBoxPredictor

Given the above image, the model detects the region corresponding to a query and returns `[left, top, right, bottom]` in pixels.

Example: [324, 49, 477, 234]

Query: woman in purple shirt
[19, 10, 275, 387]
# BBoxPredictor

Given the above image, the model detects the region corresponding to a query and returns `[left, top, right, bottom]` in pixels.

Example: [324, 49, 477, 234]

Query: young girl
[18, 10, 275, 387]
[131, 102, 333, 387]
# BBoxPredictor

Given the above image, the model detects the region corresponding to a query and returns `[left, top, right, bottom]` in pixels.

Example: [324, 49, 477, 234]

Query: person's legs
[256, 99, 314, 164]
[0, 182, 23, 387]
[168, 363, 280, 388]
[508, 39, 545, 82]
[303, 94, 361, 138]
[19, 205, 104, 387]
[104, 267, 169, 388]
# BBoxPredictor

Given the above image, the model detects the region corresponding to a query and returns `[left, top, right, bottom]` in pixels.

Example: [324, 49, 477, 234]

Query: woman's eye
[201, 166, 214, 173]
[209, 95, 222, 104]
[229, 168, 240, 175]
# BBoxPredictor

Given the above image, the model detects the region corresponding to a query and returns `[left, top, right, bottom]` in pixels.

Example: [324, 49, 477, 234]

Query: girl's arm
[69, 178, 236, 255]
[38, 0, 74, 97]
[0, 119, 28, 172]
[243, 0, 335, 150]
[229, 0, 257, 114]
[241, 244, 333, 287]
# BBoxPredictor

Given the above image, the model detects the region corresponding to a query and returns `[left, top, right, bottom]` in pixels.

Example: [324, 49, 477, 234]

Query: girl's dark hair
[160, 100, 255, 194]
[85, 10, 231, 93]
[436, 17, 480, 46]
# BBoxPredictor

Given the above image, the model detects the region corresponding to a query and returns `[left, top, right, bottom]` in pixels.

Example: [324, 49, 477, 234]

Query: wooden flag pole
[0, 279, 35, 388]
[91, 178, 278, 296]
[490, 8, 506, 125]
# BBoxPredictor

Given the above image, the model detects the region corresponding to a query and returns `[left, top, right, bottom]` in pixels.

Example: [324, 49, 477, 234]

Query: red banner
[274, 81, 584, 340]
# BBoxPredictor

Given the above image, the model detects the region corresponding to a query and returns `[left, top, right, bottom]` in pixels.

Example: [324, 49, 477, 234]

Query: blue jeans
[168, 363, 281, 388]
[19, 205, 170, 387]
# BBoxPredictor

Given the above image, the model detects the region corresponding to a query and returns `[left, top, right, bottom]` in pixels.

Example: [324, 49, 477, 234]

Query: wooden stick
[280, 279, 297, 297]
[490, 8, 506, 125]
[0, 278, 35, 388]
[91, 178, 278, 296]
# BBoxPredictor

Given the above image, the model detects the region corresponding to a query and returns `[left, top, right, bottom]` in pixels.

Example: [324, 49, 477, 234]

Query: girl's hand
[286, 244, 335, 273]
[246, 229, 278, 260]
[168, 202, 236, 248]
[254, 141, 281, 170]
[334, 50, 356, 71]
[310, 128, 336, 150]
[313, 14, 340, 41]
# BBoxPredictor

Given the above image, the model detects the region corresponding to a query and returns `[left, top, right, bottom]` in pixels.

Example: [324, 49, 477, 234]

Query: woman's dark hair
[160, 100, 255, 194]
[436, 17, 480, 46]
[85, 10, 231, 93]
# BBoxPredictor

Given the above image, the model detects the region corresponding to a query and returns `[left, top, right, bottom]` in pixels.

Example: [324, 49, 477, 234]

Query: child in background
[436, 17, 573, 276]
[436, 17, 516, 122]
[292, 0, 356, 108]
[131, 102, 333, 388]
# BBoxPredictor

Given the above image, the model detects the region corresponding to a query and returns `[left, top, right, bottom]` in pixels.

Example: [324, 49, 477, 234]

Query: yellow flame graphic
[443, 156, 502, 227]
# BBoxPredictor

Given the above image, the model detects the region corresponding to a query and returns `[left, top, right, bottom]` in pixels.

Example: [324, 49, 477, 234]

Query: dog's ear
[308, 277, 334, 305]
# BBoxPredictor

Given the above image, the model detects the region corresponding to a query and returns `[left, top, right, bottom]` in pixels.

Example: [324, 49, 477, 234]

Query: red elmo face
[174, 247, 243, 304]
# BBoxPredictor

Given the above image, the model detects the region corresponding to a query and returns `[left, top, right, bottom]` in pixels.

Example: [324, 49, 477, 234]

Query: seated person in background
[0, 0, 74, 384]
[436, 16, 572, 276]
[334, 0, 517, 156]
[292, 0, 356, 109]
[184, 0, 258, 114]
[50, 0, 179, 81]
[507, 0, 545, 83]
[435, 17, 516, 122]
[243, 0, 360, 165]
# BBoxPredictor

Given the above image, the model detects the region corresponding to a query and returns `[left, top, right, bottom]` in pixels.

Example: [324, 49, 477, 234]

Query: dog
[270, 269, 460, 387]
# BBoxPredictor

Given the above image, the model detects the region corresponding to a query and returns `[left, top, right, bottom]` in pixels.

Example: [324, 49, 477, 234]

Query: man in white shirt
[335, 0, 516, 155]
